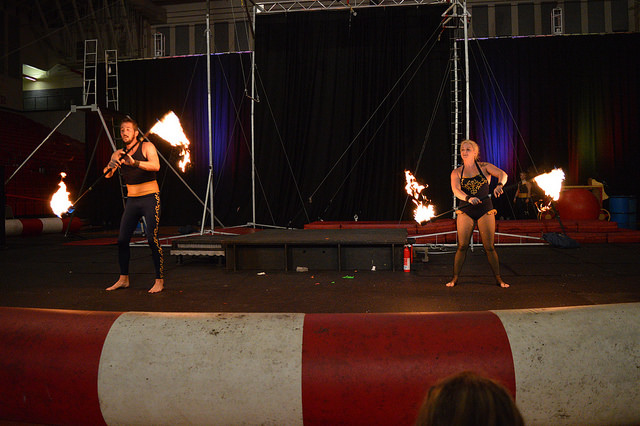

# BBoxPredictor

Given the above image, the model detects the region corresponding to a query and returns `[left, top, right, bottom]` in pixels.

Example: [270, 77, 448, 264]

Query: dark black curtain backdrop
[468, 33, 640, 208]
[92, 14, 639, 227]
[88, 53, 252, 227]
[254, 6, 452, 227]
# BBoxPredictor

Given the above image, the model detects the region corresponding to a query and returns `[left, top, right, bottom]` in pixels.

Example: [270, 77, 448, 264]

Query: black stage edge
[223, 229, 407, 272]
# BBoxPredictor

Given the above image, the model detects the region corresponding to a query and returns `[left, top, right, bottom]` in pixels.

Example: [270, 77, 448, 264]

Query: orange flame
[50, 172, 72, 217]
[405, 170, 436, 223]
[534, 168, 565, 200]
[149, 111, 191, 172]
[533, 168, 565, 212]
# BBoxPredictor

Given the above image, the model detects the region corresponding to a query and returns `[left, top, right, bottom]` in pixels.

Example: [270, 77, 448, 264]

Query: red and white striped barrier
[0, 304, 638, 425]
[4, 217, 83, 236]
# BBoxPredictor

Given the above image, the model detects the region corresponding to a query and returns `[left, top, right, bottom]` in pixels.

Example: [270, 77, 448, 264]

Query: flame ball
[50, 173, 73, 217]
[149, 111, 192, 172]
[534, 168, 565, 200]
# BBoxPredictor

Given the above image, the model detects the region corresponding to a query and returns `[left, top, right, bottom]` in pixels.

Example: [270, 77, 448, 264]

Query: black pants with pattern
[117, 192, 163, 279]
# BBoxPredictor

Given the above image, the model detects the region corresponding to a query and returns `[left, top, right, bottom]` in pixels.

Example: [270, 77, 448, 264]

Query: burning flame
[534, 168, 565, 200]
[405, 170, 436, 223]
[533, 168, 565, 211]
[149, 111, 191, 172]
[50, 172, 72, 217]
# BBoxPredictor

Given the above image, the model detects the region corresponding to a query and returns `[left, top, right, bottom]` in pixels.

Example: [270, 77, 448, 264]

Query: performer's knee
[483, 243, 496, 253]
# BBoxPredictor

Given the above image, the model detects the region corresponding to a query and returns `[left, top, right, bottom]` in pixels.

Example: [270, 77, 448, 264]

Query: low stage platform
[164, 218, 640, 274]
[222, 228, 407, 272]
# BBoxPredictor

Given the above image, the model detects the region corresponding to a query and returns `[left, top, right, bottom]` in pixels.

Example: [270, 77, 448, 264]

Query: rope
[468, 37, 539, 175]
[398, 58, 452, 222]
[310, 17, 448, 209]
[255, 68, 311, 223]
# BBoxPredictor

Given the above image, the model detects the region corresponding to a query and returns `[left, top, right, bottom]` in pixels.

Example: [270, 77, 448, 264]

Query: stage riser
[227, 245, 404, 272]
[224, 229, 408, 272]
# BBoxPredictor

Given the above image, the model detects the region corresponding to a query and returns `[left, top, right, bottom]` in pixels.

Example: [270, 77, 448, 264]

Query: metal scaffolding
[105, 49, 119, 110]
[82, 39, 98, 106]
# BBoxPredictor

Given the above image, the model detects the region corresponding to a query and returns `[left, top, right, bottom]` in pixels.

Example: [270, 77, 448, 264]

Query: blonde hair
[460, 140, 480, 161]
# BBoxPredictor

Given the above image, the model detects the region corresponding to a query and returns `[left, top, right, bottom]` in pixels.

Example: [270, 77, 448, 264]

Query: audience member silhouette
[415, 371, 524, 426]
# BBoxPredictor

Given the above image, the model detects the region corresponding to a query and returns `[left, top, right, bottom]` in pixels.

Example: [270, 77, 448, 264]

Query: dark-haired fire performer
[446, 139, 509, 288]
[104, 117, 164, 293]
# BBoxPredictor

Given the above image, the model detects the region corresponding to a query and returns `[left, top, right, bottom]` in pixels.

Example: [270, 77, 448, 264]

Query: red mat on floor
[64, 236, 175, 246]
[62, 221, 639, 245]
[64, 227, 260, 246]
[304, 219, 640, 243]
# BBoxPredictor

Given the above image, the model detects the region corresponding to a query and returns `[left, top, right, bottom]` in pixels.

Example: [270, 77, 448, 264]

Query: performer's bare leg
[148, 278, 164, 294]
[106, 275, 130, 291]
[477, 213, 509, 288]
[446, 213, 475, 287]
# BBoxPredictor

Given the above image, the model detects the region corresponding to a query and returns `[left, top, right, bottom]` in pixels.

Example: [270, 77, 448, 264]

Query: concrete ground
[2, 228, 639, 314]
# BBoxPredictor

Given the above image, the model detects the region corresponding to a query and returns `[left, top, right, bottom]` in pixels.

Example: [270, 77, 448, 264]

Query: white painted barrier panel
[98, 312, 305, 425]
[494, 303, 640, 425]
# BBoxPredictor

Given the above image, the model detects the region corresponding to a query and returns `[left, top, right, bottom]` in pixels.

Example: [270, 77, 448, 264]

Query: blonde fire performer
[104, 117, 164, 293]
[446, 140, 509, 288]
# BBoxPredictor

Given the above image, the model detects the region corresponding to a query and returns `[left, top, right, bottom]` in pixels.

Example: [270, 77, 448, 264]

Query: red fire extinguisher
[403, 244, 411, 272]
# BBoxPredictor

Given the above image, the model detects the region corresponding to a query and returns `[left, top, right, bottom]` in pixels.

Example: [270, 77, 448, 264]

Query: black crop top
[120, 144, 157, 185]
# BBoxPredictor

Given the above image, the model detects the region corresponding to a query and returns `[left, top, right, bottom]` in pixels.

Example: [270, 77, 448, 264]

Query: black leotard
[457, 161, 496, 221]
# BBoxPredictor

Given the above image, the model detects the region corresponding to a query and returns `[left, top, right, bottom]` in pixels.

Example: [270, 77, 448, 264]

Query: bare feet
[445, 279, 457, 287]
[148, 279, 164, 294]
[106, 275, 130, 291]
[497, 280, 510, 288]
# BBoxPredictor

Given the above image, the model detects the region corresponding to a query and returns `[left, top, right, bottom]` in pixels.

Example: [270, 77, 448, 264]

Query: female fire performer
[513, 171, 533, 219]
[446, 139, 509, 288]
[104, 117, 164, 293]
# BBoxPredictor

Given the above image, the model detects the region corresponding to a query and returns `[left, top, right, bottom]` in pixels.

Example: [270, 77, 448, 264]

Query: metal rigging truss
[255, 0, 439, 14]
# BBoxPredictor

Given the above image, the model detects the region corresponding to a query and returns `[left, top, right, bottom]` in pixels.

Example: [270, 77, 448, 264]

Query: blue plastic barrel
[609, 196, 637, 229]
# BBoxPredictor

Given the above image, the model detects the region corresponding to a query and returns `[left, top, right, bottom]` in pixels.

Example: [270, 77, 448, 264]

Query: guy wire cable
[3, 0, 121, 64]
[470, 37, 539, 175]
[255, 68, 311, 224]
[223, 61, 278, 225]
[193, 1, 270, 225]
[228, 4, 278, 224]
[211, 53, 253, 193]
[398, 58, 452, 222]
[235, 0, 304, 224]
[153, 56, 202, 195]
[465, 39, 525, 177]
[230, 0, 256, 99]
[468, 43, 521, 171]
[317, 23, 450, 221]
[308, 16, 448, 206]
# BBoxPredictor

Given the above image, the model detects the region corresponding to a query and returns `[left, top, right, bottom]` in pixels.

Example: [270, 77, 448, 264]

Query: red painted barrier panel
[302, 312, 514, 425]
[0, 308, 121, 425]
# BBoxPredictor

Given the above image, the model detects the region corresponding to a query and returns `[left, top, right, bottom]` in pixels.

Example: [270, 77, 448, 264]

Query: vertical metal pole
[201, 0, 215, 234]
[251, 6, 257, 227]
[463, 1, 470, 140]
[208, 6, 215, 234]
[452, 2, 460, 215]
[463, 1, 473, 249]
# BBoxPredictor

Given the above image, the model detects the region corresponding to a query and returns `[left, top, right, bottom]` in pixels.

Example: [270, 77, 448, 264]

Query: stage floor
[1, 228, 639, 313]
